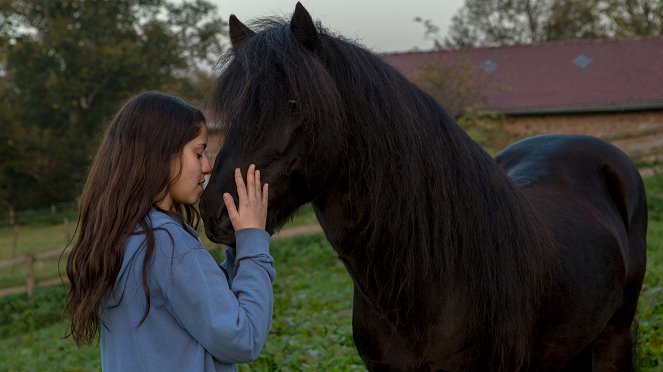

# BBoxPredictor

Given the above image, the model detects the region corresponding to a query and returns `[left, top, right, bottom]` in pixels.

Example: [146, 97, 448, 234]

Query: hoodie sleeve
[165, 227, 275, 363]
[220, 247, 236, 283]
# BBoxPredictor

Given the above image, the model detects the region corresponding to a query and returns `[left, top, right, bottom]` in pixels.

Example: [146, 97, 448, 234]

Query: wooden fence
[0, 224, 322, 298]
[0, 246, 71, 297]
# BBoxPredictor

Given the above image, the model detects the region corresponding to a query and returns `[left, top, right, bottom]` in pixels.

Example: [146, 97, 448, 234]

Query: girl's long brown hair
[65, 91, 206, 345]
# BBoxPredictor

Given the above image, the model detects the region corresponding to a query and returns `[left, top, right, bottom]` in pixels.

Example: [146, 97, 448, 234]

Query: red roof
[381, 36, 663, 114]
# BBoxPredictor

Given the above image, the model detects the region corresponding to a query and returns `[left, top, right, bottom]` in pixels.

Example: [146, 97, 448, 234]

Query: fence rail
[0, 224, 322, 298]
[0, 246, 71, 297]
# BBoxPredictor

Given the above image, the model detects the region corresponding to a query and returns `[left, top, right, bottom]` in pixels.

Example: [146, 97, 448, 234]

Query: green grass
[639, 219, 663, 370]
[0, 223, 73, 259]
[0, 256, 64, 289]
[0, 204, 319, 288]
[0, 177, 662, 370]
[1, 225, 662, 370]
[0, 222, 73, 288]
[0, 322, 101, 372]
[0, 233, 362, 371]
[241, 234, 363, 370]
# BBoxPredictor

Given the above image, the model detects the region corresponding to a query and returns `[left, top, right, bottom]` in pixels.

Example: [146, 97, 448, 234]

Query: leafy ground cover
[639, 219, 663, 370]
[1, 176, 662, 370]
[0, 233, 363, 371]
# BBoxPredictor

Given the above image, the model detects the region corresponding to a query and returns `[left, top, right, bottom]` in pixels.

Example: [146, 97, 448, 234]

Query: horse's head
[200, 3, 347, 245]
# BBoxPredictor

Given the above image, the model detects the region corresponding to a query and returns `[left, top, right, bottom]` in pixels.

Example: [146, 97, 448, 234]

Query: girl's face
[159, 124, 212, 210]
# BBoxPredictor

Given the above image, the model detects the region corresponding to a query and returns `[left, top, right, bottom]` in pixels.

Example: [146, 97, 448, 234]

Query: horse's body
[200, 4, 647, 371]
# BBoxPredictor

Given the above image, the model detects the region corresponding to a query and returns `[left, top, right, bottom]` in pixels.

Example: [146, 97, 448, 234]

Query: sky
[209, 1, 466, 53]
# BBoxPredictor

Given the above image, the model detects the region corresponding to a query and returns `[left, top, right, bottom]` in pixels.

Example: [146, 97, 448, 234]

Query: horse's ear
[290, 2, 319, 51]
[229, 14, 255, 51]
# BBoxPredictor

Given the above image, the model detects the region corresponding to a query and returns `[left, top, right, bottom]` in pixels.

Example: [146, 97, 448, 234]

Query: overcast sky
[209, 1, 466, 53]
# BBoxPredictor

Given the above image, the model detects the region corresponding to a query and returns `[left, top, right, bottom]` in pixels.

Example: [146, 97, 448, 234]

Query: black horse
[200, 3, 647, 371]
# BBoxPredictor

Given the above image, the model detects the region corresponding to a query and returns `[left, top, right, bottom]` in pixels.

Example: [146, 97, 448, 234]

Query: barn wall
[503, 110, 663, 162]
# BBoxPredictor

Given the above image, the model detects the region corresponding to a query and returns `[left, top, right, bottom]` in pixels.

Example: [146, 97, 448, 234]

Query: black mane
[211, 17, 556, 370]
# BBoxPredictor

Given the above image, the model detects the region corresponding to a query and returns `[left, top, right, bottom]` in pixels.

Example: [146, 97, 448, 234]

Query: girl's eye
[196, 153, 203, 159]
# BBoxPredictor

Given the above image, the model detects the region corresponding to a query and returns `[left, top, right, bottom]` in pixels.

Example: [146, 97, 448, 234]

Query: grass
[0, 223, 73, 259]
[0, 321, 101, 372]
[639, 219, 663, 370]
[240, 234, 363, 370]
[0, 176, 662, 370]
[0, 204, 319, 289]
[1, 224, 662, 370]
[0, 233, 363, 371]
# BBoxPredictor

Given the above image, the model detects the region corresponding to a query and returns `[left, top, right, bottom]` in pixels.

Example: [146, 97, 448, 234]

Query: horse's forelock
[212, 19, 346, 153]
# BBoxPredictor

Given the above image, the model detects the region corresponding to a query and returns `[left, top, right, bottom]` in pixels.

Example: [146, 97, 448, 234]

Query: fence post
[26, 256, 35, 297]
[64, 217, 71, 242]
[9, 208, 15, 225]
[11, 225, 19, 258]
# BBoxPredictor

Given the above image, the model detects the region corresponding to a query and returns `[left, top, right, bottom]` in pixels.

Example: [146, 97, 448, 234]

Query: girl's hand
[222, 164, 269, 231]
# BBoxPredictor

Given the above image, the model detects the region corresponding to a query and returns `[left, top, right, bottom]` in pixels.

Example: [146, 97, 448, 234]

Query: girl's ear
[290, 2, 319, 51]
[229, 14, 255, 51]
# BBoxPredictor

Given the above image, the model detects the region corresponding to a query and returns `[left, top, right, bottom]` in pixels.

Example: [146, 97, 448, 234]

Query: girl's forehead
[189, 124, 208, 146]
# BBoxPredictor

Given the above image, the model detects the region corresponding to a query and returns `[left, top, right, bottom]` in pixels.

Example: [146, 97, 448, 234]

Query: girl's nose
[202, 156, 212, 175]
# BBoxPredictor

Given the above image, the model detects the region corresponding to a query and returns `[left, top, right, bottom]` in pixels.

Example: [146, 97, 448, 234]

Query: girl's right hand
[222, 164, 269, 231]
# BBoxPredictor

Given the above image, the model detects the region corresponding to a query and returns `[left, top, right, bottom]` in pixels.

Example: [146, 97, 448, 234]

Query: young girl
[65, 91, 274, 371]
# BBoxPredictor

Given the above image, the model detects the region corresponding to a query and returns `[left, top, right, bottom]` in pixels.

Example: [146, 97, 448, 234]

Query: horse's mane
[211, 17, 556, 370]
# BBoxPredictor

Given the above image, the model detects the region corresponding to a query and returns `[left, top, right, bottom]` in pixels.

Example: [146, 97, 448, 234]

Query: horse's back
[498, 134, 645, 231]
[496, 133, 646, 279]
[496, 134, 647, 369]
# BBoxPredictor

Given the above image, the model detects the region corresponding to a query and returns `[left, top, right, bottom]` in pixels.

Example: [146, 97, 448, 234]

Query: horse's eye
[287, 99, 297, 112]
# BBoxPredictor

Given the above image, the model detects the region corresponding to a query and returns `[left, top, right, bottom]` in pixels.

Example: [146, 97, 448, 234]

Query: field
[0, 174, 662, 370]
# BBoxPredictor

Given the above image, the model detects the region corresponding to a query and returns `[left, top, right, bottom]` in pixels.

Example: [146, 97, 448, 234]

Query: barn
[381, 36, 663, 166]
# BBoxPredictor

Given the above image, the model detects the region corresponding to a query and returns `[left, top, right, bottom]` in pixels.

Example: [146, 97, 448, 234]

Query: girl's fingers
[223, 193, 239, 225]
[262, 183, 269, 206]
[246, 164, 256, 201]
[255, 170, 262, 200]
[234, 168, 248, 203]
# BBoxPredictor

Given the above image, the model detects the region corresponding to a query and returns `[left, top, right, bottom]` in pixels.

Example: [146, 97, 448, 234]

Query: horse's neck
[312, 188, 357, 251]
[311, 141, 534, 296]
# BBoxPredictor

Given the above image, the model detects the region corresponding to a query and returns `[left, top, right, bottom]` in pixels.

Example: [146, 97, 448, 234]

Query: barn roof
[380, 36, 663, 115]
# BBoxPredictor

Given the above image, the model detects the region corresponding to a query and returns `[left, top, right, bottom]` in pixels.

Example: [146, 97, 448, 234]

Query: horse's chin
[203, 217, 279, 247]
[202, 196, 299, 246]
[203, 218, 236, 246]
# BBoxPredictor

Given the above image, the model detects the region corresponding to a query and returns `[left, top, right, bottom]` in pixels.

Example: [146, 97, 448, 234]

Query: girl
[65, 91, 274, 371]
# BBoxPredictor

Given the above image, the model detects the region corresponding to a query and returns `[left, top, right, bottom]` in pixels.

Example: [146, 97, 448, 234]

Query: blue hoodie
[100, 208, 275, 372]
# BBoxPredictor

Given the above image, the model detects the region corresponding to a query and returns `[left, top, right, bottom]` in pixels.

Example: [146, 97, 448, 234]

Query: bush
[0, 284, 68, 338]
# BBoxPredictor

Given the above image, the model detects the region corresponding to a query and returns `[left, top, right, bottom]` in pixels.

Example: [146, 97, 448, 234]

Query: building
[381, 36, 663, 163]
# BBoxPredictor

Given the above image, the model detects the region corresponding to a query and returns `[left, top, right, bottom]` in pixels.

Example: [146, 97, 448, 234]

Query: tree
[604, 0, 663, 37]
[543, 0, 608, 40]
[414, 57, 487, 117]
[437, 0, 662, 48]
[414, 57, 513, 152]
[0, 0, 226, 210]
[441, 0, 546, 47]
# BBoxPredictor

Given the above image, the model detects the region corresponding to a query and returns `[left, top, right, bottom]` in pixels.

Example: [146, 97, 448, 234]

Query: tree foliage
[414, 57, 487, 117]
[413, 57, 513, 152]
[419, 0, 663, 48]
[604, 0, 663, 37]
[0, 0, 226, 210]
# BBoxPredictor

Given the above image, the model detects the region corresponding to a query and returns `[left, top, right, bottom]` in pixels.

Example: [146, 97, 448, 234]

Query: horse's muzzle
[203, 216, 236, 246]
